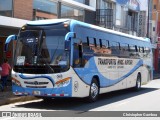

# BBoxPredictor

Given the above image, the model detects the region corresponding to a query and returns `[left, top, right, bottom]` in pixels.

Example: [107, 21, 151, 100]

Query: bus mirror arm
[4, 35, 17, 52]
[65, 32, 76, 41]
[65, 32, 75, 51]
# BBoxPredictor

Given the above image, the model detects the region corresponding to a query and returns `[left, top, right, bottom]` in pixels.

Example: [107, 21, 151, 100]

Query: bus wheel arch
[88, 76, 100, 102]
[93, 75, 100, 87]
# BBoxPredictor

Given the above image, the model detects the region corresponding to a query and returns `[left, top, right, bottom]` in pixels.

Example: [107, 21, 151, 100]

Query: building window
[96, 0, 115, 29]
[61, 4, 84, 21]
[0, 0, 13, 17]
[153, 27, 155, 31]
[115, 4, 122, 26]
[33, 0, 57, 20]
[153, 5, 156, 10]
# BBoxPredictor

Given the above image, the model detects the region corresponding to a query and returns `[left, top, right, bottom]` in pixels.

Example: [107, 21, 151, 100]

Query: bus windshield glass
[14, 28, 70, 74]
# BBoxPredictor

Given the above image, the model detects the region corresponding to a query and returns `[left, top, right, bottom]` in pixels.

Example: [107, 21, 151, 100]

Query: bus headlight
[54, 77, 71, 88]
[12, 77, 21, 86]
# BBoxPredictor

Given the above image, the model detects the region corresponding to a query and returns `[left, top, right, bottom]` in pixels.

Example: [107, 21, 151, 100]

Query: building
[0, 0, 149, 65]
[151, 0, 160, 72]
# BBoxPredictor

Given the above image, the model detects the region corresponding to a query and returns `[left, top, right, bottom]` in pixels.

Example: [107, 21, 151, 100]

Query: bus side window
[139, 47, 144, 53]
[145, 47, 151, 54]
[121, 43, 129, 51]
[128, 44, 130, 51]
[96, 38, 100, 48]
[130, 45, 136, 52]
[135, 45, 138, 52]
[97, 39, 111, 55]
[110, 41, 120, 55]
[119, 43, 129, 57]
[88, 37, 97, 53]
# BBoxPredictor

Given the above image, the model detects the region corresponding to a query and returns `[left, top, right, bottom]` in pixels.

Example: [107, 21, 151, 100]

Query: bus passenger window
[96, 38, 100, 48]
[139, 47, 144, 53]
[130, 45, 136, 52]
[135, 45, 138, 52]
[110, 41, 120, 55]
[120, 43, 129, 57]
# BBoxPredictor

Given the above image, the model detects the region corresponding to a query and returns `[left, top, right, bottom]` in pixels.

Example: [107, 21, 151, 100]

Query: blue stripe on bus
[74, 58, 143, 88]
[19, 74, 55, 85]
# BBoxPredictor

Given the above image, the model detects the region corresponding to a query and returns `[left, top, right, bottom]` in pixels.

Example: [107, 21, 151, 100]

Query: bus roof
[27, 19, 69, 26]
[27, 19, 150, 43]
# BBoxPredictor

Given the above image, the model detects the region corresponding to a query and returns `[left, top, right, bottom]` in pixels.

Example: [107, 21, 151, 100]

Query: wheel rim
[90, 83, 98, 99]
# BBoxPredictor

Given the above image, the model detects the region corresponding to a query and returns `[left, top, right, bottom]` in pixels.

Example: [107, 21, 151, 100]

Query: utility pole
[147, 0, 150, 38]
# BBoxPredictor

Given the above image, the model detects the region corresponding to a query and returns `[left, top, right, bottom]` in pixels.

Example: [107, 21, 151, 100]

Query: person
[0, 66, 2, 91]
[0, 59, 11, 91]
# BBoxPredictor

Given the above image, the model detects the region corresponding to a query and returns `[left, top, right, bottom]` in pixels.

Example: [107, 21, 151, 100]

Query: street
[0, 79, 160, 113]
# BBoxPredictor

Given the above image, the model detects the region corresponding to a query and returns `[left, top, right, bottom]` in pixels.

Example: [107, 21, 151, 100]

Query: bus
[5, 19, 153, 102]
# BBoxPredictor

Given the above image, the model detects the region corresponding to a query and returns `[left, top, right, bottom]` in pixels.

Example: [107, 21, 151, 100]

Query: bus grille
[24, 81, 49, 88]
[26, 86, 47, 88]
[24, 81, 49, 85]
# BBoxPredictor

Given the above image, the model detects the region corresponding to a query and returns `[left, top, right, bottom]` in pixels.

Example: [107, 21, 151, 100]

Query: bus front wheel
[88, 78, 99, 102]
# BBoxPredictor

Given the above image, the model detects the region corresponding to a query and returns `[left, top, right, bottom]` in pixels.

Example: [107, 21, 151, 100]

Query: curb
[0, 96, 38, 106]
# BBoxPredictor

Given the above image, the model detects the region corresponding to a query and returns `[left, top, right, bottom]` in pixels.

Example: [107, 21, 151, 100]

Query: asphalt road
[0, 79, 160, 119]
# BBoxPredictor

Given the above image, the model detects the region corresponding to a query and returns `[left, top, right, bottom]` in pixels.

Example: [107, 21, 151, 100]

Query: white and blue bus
[5, 19, 153, 102]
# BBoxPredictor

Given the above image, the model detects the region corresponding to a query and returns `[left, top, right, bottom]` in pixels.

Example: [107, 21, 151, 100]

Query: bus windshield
[13, 28, 70, 74]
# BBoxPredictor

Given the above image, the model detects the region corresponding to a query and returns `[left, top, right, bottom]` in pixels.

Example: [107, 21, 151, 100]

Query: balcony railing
[96, 9, 113, 29]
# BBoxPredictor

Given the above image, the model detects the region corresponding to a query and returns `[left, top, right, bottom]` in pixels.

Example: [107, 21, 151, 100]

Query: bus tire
[134, 73, 141, 91]
[88, 78, 99, 102]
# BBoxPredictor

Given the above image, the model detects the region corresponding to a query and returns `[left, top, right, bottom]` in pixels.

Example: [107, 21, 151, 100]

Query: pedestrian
[0, 59, 11, 91]
[0, 66, 3, 91]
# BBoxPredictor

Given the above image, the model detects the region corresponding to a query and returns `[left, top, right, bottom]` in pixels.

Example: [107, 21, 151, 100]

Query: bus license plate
[33, 91, 41, 95]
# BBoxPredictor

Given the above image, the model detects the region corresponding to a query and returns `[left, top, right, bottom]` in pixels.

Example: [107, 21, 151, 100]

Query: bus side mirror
[64, 32, 76, 51]
[5, 35, 17, 52]
[65, 32, 76, 41]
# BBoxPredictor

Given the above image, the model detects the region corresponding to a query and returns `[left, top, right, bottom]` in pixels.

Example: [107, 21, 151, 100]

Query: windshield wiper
[37, 30, 55, 73]
[50, 37, 61, 62]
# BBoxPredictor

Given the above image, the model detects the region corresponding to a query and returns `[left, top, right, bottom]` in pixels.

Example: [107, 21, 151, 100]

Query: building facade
[0, 0, 149, 66]
[151, 0, 160, 72]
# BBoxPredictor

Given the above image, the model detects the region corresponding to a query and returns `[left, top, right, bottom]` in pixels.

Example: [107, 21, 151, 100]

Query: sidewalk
[0, 73, 160, 106]
[0, 86, 38, 106]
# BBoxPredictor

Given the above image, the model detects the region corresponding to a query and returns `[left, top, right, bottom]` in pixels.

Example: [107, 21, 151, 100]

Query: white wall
[61, 0, 96, 11]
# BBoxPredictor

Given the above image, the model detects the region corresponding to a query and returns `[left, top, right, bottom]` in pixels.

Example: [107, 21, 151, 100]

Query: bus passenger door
[73, 42, 83, 68]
